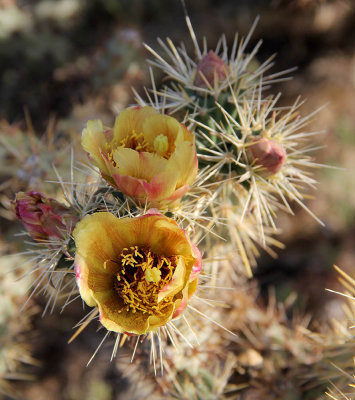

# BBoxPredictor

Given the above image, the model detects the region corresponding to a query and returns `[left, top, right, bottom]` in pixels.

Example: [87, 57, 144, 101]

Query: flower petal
[75, 257, 97, 307]
[142, 113, 185, 150]
[113, 148, 168, 181]
[95, 290, 151, 334]
[82, 120, 111, 175]
[113, 107, 157, 143]
[73, 213, 127, 267]
[158, 256, 186, 302]
[168, 141, 198, 188]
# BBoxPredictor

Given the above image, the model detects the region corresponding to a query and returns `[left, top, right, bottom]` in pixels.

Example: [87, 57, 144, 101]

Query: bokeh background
[0, 0, 354, 399]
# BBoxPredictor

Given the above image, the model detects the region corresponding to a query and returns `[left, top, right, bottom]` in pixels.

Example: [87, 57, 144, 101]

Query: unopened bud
[248, 138, 286, 177]
[13, 191, 78, 241]
[194, 50, 228, 88]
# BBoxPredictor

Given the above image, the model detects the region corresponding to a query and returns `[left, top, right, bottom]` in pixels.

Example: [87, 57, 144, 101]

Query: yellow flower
[82, 106, 198, 208]
[73, 210, 202, 335]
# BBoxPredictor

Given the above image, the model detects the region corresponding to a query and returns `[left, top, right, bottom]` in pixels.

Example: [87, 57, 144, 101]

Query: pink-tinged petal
[190, 243, 202, 281]
[113, 174, 146, 199]
[172, 298, 187, 319]
[141, 173, 178, 203]
[143, 208, 162, 217]
[112, 150, 180, 203]
[171, 284, 190, 319]
[165, 184, 190, 203]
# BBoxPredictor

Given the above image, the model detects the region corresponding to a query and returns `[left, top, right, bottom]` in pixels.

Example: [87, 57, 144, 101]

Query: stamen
[112, 246, 179, 315]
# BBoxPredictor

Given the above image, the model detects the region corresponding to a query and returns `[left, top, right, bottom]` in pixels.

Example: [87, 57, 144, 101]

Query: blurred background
[0, 0, 354, 399]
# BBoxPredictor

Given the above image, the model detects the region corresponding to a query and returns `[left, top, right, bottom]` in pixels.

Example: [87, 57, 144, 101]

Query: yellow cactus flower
[82, 106, 198, 208]
[73, 210, 202, 335]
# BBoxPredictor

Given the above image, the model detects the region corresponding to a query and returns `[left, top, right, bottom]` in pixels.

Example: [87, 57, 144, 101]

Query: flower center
[106, 131, 173, 168]
[119, 131, 150, 152]
[113, 246, 177, 315]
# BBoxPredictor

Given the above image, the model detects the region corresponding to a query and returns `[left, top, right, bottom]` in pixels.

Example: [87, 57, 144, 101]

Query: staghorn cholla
[4, 12, 354, 400]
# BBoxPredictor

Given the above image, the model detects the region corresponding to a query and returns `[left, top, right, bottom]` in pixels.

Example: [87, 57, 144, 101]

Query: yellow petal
[73, 213, 128, 266]
[168, 141, 198, 188]
[142, 113, 185, 149]
[150, 218, 194, 257]
[158, 256, 186, 302]
[113, 107, 157, 143]
[94, 290, 150, 334]
[113, 148, 168, 181]
[82, 120, 111, 175]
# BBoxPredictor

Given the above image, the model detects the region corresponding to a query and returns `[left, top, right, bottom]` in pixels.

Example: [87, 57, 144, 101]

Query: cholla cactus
[8, 13, 344, 400]
[137, 17, 324, 276]
[321, 266, 355, 399]
[0, 251, 37, 397]
[143, 17, 293, 117]
[0, 119, 79, 197]
[194, 92, 324, 255]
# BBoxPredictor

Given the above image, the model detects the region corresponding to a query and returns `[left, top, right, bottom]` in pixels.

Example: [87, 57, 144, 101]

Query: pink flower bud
[194, 50, 228, 88]
[13, 191, 78, 241]
[248, 138, 286, 177]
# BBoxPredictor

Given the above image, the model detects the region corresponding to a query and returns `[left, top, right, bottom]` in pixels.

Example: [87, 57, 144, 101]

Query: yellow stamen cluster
[119, 131, 150, 152]
[104, 143, 117, 167]
[114, 246, 177, 315]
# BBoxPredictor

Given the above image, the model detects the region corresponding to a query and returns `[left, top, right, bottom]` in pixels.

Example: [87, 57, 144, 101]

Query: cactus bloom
[194, 50, 229, 88]
[81, 106, 197, 208]
[73, 210, 202, 335]
[247, 137, 286, 177]
[14, 191, 78, 241]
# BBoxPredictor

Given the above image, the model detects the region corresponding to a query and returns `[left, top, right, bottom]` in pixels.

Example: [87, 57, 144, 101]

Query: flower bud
[247, 138, 286, 177]
[14, 191, 78, 241]
[194, 50, 228, 88]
